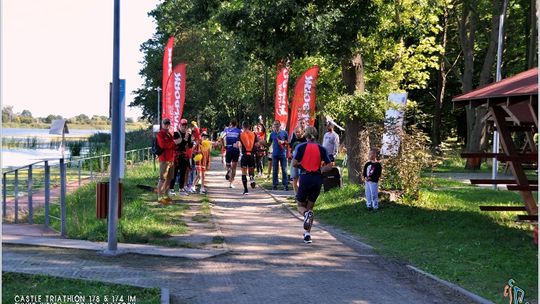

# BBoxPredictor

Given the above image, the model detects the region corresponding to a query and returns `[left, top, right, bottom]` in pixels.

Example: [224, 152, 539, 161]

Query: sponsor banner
[274, 64, 290, 129]
[164, 63, 187, 132]
[380, 92, 408, 156]
[288, 66, 319, 138]
[162, 37, 174, 113]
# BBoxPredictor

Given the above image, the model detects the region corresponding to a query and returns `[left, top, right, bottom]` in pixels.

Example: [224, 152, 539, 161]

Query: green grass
[315, 182, 538, 303]
[2, 272, 160, 304]
[33, 162, 193, 246]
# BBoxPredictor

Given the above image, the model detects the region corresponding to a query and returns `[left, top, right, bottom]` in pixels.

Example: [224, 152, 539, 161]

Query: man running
[291, 126, 332, 243]
[238, 121, 258, 195]
[223, 120, 242, 188]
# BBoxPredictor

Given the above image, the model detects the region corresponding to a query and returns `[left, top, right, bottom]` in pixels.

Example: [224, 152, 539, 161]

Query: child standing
[362, 149, 382, 211]
[193, 131, 212, 194]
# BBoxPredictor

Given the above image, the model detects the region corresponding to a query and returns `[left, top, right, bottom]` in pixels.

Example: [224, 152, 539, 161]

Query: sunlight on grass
[33, 161, 193, 246]
[314, 181, 537, 302]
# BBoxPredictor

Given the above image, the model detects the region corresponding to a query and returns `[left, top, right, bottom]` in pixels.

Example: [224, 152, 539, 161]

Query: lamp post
[156, 87, 162, 124]
[492, 0, 508, 189]
[106, 0, 121, 254]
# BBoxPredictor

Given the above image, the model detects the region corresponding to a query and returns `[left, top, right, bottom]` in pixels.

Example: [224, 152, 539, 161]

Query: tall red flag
[162, 37, 174, 116]
[274, 64, 290, 129]
[288, 66, 320, 138]
[163, 63, 187, 131]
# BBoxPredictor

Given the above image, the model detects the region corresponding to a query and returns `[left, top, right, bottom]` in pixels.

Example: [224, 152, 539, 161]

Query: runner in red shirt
[291, 126, 332, 243]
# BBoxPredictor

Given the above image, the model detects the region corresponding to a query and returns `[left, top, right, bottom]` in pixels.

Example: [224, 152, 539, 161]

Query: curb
[2, 235, 228, 259]
[263, 186, 493, 304]
[406, 265, 494, 304]
[161, 288, 170, 304]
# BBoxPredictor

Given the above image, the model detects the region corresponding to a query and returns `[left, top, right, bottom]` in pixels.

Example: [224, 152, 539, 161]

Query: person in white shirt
[322, 122, 340, 164]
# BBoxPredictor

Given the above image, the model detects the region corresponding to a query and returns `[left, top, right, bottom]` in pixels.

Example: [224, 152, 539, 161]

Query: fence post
[78, 160, 82, 187]
[90, 159, 93, 180]
[44, 161, 50, 227]
[28, 165, 33, 224]
[2, 173, 6, 220]
[100, 156, 104, 174]
[14, 170, 18, 224]
[60, 158, 66, 237]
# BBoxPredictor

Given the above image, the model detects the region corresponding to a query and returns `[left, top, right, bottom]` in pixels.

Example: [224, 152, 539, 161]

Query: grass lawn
[33, 161, 196, 246]
[2, 272, 160, 304]
[314, 178, 537, 303]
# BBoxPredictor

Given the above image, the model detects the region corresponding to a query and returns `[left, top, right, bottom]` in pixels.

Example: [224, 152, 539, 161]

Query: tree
[20, 110, 33, 118]
[2, 105, 14, 122]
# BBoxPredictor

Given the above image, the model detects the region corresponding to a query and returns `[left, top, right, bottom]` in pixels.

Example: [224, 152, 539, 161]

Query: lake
[2, 128, 109, 169]
[3, 128, 109, 138]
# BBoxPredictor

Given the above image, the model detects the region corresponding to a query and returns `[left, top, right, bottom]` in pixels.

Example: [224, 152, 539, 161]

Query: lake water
[3, 128, 109, 138]
[2, 128, 109, 169]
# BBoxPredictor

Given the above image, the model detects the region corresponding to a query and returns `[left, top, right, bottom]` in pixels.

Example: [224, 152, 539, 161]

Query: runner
[291, 126, 332, 243]
[238, 121, 258, 195]
[223, 120, 242, 188]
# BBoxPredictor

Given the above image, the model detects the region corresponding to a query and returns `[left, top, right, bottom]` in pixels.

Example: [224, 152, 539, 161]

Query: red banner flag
[162, 37, 174, 114]
[274, 64, 290, 129]
[163, 63, 187, 131]
[288, 66, 319, 138]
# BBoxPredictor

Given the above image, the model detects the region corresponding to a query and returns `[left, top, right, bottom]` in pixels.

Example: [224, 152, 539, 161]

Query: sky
[2, 0, 161, 120]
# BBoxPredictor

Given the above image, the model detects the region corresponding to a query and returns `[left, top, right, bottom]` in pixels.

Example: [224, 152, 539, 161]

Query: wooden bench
[479, 206, 527, 211]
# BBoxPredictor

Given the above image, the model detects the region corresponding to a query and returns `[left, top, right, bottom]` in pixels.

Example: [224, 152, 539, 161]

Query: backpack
[152, 136, 163, 156]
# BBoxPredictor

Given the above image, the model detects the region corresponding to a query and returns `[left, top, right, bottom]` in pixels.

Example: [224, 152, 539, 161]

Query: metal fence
[2, 147, 152, 236]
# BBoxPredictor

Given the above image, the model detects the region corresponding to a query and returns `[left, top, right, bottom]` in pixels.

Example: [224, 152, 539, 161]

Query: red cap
[180, 118, 188, 125]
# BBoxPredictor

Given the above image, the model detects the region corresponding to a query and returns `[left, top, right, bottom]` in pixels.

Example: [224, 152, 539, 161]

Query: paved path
[3, 158, 484, 303]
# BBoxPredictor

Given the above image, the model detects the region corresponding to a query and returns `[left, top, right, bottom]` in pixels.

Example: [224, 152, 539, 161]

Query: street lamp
[156, 86, 162, 125]
[492, 0, 509, 189]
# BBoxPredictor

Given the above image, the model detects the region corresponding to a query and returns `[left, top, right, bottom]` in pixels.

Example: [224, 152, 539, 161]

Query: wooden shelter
[453, 68, 538, 218]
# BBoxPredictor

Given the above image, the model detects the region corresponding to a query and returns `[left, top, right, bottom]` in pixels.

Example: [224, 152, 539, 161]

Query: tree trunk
[459, 1, 481, 169]
[342, 53, 365, 183]
[527, 0, 537, 69]
[432, 4, 449, 152]
[263, 66, 268, 125]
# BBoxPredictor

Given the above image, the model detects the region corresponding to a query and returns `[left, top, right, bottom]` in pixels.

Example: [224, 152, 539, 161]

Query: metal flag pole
[157, 86, 161, 124]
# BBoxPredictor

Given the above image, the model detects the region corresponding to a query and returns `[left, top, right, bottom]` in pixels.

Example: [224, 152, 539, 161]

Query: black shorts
[240, 154, 256, 168]
[225, 147, 240, 164]
[296, 173, 323, 203]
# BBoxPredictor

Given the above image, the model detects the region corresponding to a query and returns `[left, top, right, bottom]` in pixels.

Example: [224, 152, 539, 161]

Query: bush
[380, 125, 431, 202]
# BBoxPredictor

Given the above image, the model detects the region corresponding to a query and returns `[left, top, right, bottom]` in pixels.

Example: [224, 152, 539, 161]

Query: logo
[503, 279, 529, 304]
[173, 72, 182, 125]
[277, 68, 289, 116]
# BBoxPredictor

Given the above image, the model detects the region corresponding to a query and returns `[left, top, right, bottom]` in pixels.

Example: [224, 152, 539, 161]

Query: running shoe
[303, 233, 312, 244]
[250, 177, 256, 189]
[225, 170, 230, 181]
[199, 187, 206, 194]
[303, 210, 314, 231]
[168, 189, 176, 196]
[243, 190, 249, 195]
[229, 183, 235, 188]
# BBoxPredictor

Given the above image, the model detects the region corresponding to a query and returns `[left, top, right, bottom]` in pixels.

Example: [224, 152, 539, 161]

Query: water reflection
[2, 128, 109, 169]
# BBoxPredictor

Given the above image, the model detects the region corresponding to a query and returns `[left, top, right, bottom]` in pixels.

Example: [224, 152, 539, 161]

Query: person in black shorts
[291, 126, 332, 243]
[223, 120, 242, 188]
[238, 121, 258, 195]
